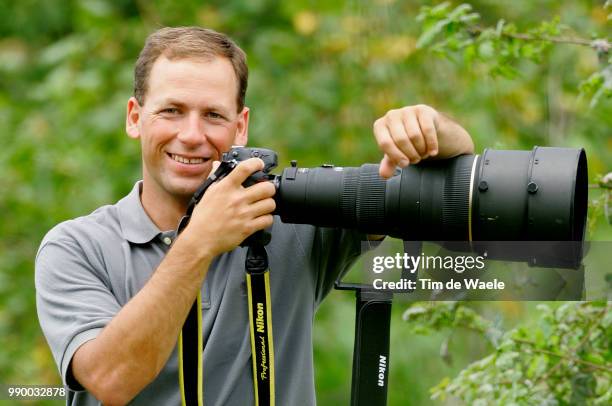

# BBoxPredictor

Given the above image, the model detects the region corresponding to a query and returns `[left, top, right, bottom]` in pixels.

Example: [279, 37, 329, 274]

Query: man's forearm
[72, 235, 212, 405]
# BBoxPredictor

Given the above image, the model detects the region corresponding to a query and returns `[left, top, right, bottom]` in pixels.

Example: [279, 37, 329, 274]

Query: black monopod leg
[337, 240, 422, 406]
[350, 290, 393, 406]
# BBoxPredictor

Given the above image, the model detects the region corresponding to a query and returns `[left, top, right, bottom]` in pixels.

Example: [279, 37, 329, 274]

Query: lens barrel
[274, 147, 588, 268]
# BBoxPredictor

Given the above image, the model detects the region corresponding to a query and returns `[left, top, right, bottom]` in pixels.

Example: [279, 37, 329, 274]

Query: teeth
[171, 154, 205, 164]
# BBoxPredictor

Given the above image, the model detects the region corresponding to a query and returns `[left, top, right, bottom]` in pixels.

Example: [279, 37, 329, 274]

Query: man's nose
[177, 112, 206, 145]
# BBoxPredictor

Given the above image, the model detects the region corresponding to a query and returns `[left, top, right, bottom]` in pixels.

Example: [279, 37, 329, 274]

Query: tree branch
[469, 26, 611, 52]
[514, 305, 611, 382]
[514, 338, 612, 373]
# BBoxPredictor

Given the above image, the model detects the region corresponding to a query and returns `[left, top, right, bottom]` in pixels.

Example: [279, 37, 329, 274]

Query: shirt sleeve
[35, 228, 122, 391]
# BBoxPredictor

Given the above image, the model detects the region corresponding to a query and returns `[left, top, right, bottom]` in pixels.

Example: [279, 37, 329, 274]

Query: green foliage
[417, 2, 611, 107]
[417, 3, 560, 69]
[0, 1, 610, 405]
[407, 302, 612, 405]
[580, 60, 612, 108]
[402, 301, 503, 346]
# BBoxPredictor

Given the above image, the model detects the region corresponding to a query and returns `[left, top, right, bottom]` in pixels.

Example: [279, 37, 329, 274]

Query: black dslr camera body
[220, 146, 279, 187]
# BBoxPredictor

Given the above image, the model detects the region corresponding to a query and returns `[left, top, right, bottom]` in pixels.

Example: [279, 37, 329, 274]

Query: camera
[221, 147, 279, 187]
[219, 145, 588, 269]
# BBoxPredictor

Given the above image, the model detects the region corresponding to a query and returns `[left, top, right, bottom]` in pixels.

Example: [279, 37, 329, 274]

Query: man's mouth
[168, 153, 209, 165]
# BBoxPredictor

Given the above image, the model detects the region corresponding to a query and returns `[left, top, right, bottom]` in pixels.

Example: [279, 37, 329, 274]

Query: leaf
[459, 12, 480, 24]
[447, 4, 475, 21]
[478, 41, 495, 59]
[402, 305, 428, 320]
[417, 18, 451, 49]
[495, 351, 520, 369]
[417, 2, 449, 22]
[495, 19, 506, 37]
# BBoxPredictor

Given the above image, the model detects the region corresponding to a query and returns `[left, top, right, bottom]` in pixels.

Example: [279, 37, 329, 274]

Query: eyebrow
[159, 98, 231, 115]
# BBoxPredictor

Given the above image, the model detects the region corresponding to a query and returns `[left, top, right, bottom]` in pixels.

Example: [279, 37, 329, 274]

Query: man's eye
[207, 112, 224, 119]
[161, 108, 179, 114]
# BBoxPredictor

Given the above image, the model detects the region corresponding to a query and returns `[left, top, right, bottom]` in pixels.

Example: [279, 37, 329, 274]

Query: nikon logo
[377, 355, 387, 387]
[256, 302, 265, 333]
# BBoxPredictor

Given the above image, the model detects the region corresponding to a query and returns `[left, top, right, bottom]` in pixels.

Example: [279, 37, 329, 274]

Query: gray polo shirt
[35, 181, 365, 405]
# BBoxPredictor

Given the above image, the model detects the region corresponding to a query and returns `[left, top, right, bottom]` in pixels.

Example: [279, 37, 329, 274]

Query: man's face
[126, 55, 248, 200]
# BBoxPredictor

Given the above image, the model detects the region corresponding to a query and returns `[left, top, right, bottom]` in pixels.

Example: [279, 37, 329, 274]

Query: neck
[140, 182, 189, 231]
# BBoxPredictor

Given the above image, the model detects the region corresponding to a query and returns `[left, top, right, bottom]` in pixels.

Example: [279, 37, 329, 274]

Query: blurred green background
[0, 0, 610, 405]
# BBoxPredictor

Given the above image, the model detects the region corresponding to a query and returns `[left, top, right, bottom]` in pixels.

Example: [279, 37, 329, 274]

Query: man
[36, 27, 473, 405]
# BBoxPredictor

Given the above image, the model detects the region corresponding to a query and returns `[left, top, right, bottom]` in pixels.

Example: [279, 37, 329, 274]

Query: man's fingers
[244, 181, 276, 202]
[379, 155, 396, 179]
[249, 197, 276, 218]
[401, 111, 427, 157]
[417, 107, 439, 156]
[388, 119, 421, 163]
[208, 160, 221, 179]
[249, 214, 274, 233]
[374, 120, 410, 167]
[226, 158, 265, 185]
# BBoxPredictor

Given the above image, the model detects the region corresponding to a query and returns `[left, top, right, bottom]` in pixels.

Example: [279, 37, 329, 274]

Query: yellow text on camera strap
[246, 269, 275, 406]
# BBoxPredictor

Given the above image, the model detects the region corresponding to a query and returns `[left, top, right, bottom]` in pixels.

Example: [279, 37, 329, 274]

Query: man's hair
[134, 26, 248, 112]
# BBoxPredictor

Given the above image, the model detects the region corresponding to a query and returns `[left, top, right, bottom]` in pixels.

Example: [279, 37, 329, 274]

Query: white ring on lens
[468, 154, 480, 245]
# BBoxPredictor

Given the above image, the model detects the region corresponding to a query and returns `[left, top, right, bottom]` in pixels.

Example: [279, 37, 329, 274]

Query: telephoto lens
[274, 147, 588, 269]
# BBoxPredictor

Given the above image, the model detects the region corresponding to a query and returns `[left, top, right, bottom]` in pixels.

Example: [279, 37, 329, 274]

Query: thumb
[208, 160, 221, 179]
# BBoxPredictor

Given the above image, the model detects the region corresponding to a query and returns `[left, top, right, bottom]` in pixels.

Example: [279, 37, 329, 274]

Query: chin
[166, 179, 205, 199]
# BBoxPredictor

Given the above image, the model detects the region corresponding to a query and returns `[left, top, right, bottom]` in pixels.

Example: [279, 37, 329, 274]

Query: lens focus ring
[355, 164, 386, 230]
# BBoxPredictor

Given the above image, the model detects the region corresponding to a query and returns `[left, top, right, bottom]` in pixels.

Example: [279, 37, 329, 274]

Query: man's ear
[233, 107, 249, 146]
[126, 97, 142, 139]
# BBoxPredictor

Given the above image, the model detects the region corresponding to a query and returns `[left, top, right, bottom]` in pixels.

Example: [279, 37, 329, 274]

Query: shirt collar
[116, 181, 162, 244]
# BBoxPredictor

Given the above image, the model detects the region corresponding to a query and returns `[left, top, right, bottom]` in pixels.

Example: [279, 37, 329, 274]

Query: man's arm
[70, 158, 275, 406]
[373, 104, 474, 179]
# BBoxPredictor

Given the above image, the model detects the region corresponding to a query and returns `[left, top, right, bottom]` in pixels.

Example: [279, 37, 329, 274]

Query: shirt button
[163, 237, 172, 245]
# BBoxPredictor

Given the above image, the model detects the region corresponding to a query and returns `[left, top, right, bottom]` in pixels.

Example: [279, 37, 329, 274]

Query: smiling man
[35, 27, 473, 406]
[127, 54, 252, 230]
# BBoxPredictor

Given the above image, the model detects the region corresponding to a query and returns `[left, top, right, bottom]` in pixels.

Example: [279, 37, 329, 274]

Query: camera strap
[175, 161, 275, 406]
[245, 242, 275, 406]
[176, 162, 234, 406]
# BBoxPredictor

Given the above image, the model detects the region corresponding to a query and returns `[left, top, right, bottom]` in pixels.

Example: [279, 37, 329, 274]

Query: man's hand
[373, 104, 474, 179]
[183, 157, 276, 259]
